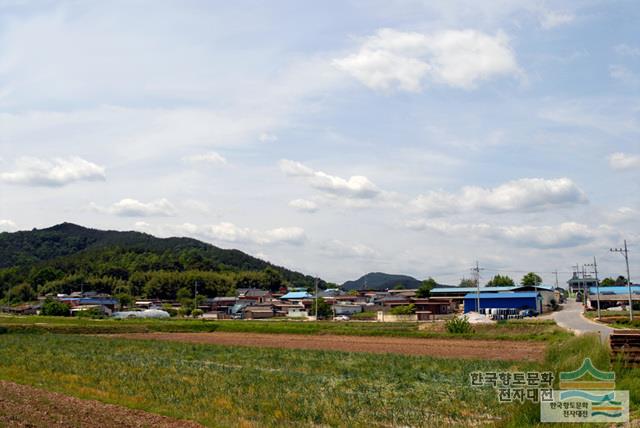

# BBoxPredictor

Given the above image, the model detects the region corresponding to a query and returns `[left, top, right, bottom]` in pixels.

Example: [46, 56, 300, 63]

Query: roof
[463, 292, 540, 299]
[433, 285, 555, 294]
[589, 286, 640, 295]
[280, 291, 313, 299]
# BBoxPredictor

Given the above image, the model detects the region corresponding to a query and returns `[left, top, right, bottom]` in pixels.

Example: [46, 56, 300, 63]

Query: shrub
[40, 299, 70, 316]
[0, 326, 7, 334]
[390, 304, 415, 315]
[76, 307, 106, 319]
[191, 309, 204, 318]
[445, 316, 473, 334]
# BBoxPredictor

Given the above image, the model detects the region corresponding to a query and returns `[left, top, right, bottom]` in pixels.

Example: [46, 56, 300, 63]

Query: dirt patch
[0, 380, 203, 428]
[108, 332, 545, 362]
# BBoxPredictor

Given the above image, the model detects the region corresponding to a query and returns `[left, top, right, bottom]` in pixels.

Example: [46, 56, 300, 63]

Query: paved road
[553, 300, 613, 342]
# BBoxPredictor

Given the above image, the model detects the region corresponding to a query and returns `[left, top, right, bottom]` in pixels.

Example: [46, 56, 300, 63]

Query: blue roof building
[280, 291, 313, 300]
[463, 292, 542, 313]
[589, 286, 640, 295]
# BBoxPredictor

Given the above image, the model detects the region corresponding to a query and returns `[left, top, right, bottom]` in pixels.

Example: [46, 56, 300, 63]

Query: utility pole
[314, 277, 319, 320]
[553, 270, 559, 289]
[194, 280, 198, 313]
[471, 261, 483, 313]
[585, 258, 601, 319]
[611, 240, 633, 322]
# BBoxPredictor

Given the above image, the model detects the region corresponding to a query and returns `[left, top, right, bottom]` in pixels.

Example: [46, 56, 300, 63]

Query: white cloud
[92, 198, 177, 217]
[183, 152, 227, 165]
[279, 159, 380, 199]
[411, 177, 587, 216]
[288, 198, 318, 213]
[606, 207, 638, 224]
[201, 222, 307, 246]
[259, 133, 278, 142]
[0, 220, 17, 232]
[539, 10, 575, 29]
[609, 65, 639, 86]
[320, 239, 378, 258]
[407, 220, 600, 249]
[333, 28, 520, 92]
[614, 44, 640, 57]
[0, 156, 105, 187]
[608, 152, 640, 171]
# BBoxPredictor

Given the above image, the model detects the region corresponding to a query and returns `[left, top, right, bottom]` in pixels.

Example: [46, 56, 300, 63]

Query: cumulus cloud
[411, 177, 587, 216]
[92, 198, 177, 217]
[614, 44, 640, 57]
[183, 152, 227, 165]
[279, 159, 380, 199]
[539, 10, 575, 29]
[407, 220, 600, 249]
[333, 28, 520, 92]
[201, 222, 306, 245]
[0, 156, 105, 187]
[320, 239, 378, 258]
[609, 65, 639, 86]
[288, 199, 318, 213]
[259, 133, 278, 142]
[0, 220, 17, 232]
[609, 152, 640, 170]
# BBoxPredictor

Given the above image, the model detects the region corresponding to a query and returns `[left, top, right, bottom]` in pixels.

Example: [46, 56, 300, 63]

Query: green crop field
[0, 315, 571, 341]
[0, 333, 535, 427]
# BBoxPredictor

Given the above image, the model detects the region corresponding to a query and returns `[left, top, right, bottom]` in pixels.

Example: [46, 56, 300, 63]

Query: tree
[521, 272, 542, 286]
[486, 275, 515, 287]
[4, 283, 36, 304]
[40, 298, 70, 316]
[600, 277, 616, 287]
[393, 283, 406, 290]
[416, 278, 437, 298]
[115, 293, 134, 310]
[459, 278, 475, 287]
[390, 304, 416, 315]
[615, 276, 628, 286]
[310, 298, 332, 319]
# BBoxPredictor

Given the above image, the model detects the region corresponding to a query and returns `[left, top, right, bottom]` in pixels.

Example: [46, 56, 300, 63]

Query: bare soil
[108, 332, 545, 362]
[0, 380, 203, 428]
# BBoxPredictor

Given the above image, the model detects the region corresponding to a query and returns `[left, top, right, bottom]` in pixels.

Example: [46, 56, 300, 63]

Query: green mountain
[0, 223, 320, 300]
[341, 272, 422, 291]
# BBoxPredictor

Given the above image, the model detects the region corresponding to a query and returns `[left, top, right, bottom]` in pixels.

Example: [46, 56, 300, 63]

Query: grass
[0, 315, 571, 341]
[582, 311, 640, 329]
[0, 333, 533, 427]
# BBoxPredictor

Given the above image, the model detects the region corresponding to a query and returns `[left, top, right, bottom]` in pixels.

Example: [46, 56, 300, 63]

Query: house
[333, 303, 363, 316]
[377, 295, 411, 309]
[243, 305, 274, 319]
[412, 298, 455, 321]
[463, 292, 542, 314]
[237, 288, 272, 303]
[209, 297, 237, 313]
[567, 273, 597, 294]
[280, 291, 313, 300]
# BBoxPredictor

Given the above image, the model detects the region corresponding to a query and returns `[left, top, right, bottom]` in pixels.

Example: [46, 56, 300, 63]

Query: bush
[40, 299, 70, 316]
[390, 304, 415, 315]
[445, 316, 473, 334]
[76, 307, 106, 319]
[162, 304, 178, 317]
[191, 309, 204, 318]
[0, 326, 7, 334]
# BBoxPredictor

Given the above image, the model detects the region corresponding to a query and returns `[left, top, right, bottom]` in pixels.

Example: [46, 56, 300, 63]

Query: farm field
[107, 331, 545, 361]
[0, 333, 534, 427]
[0, 315, 571, 341]
[0, 380, 202, 428]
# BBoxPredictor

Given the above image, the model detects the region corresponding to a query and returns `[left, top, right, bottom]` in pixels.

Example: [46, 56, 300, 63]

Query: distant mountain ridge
[341, 272, 422, 291]
[0, 222, 318, 287]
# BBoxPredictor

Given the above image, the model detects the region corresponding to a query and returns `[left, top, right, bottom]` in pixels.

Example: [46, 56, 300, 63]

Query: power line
[611, 240, 633, 322]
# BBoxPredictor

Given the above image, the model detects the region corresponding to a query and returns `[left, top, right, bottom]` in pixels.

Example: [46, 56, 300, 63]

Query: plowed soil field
[108, 332, 545, 361]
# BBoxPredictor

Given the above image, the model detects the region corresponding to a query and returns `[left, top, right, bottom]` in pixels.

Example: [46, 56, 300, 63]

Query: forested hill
[0, 223, 320, 301]
[342, 272, 422, 291]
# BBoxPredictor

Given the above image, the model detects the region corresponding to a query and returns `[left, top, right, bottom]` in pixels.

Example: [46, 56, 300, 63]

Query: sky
[0, 0, 639, 285]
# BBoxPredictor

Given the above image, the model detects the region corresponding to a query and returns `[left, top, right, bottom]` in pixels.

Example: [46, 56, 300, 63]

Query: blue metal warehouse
[463, 292, 542, 313]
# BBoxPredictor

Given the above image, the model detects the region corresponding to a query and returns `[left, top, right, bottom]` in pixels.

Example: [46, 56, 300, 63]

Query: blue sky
[0, 0, 638, 284]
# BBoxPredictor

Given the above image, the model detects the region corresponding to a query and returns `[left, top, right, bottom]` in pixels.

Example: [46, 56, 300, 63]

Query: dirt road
[108, 332, 545, 362]
[0, 380, 202, 428]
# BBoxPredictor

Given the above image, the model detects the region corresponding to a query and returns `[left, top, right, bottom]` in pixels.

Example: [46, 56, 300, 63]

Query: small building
[588, 286, 640, 310]
[280, 291, 313, 300]
[463, 292, 542, 313]
[237, 289, 272, 303]
[567, 273, 597, 294]
[511, 285, 557, 312]
[243, 305, 274, 319]
[333, 303, 363, 316]
[412, 298, 455, 320]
